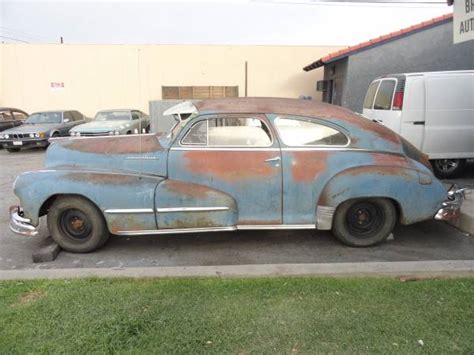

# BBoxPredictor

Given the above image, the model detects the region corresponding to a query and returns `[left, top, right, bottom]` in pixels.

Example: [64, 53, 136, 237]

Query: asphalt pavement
[1, 148, 473, 271]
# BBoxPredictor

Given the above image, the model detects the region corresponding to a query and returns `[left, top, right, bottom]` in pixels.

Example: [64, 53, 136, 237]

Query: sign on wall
[454, 0, 474, 43]
[50, 82, 65, 91]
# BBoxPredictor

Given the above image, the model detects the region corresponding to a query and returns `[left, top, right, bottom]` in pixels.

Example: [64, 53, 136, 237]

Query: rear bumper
[435, 185, 469, 221]
[9, 206, 39, 236]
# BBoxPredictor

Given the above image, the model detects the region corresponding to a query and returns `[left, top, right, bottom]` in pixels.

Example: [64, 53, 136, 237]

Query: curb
[1, 260, 474, 280]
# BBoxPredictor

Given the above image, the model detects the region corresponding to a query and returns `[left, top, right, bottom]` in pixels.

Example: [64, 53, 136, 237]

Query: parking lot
[1, 148, 473, 271]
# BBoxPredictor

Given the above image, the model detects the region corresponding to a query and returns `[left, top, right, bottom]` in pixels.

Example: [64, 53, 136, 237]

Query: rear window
[374, 80, 396, 110]
[363, 81, 379, 109]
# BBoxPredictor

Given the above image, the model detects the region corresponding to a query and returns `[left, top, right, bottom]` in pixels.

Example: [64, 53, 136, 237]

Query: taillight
[393, 91, 404, 110]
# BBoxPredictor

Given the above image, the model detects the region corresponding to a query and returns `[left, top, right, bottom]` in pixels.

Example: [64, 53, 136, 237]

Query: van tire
[431, 159, 466, 179]
[332, 198, 396, 247]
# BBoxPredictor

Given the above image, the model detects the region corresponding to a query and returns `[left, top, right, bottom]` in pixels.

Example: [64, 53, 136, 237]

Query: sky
[0, 0, 452, 46]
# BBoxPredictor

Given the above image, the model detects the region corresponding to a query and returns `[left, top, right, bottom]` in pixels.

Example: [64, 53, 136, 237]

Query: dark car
[0, 107, 28, 132]
[0, 110, 86, 152]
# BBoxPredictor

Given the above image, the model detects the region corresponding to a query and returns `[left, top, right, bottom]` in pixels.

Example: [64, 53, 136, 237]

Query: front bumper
[1, 138, 49, 149]
[9, 206, 39, 236]
[435, 185, 469, 221]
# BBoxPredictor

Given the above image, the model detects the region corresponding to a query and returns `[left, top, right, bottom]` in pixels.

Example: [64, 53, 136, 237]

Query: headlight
[108, 131, 114, 136]
[29, 133, 35, 138]
[76, 132, 81, 137]
[114, 131, 120, 135]
[5, 134, 9, 139]
[70, 132, 75, 136]
[34, 133, 40, 138]
[134, 128, 138, 134]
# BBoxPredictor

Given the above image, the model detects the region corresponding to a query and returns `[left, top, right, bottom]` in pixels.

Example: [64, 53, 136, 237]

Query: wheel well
[39, 194, 103, 217]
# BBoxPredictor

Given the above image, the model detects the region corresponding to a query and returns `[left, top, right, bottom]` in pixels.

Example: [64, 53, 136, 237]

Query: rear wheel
[332, 198, 396, 247]
[431, 159, 466, 179]
[47, 196, 109, 253]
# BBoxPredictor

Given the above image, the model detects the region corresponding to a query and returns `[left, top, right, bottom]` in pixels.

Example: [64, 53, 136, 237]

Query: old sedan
[0, 110, 86, 152]
[9, 98, 464, 253]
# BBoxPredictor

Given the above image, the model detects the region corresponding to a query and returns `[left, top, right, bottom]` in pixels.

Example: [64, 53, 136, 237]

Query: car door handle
[413, 121, 425, 125]
[264, 157, 281, 167]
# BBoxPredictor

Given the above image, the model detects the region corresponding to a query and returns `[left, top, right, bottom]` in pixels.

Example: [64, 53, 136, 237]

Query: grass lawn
[0, 277, 473, 353]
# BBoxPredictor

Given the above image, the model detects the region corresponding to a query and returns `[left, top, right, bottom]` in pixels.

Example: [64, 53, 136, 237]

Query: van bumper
[434, 185, 468, 221]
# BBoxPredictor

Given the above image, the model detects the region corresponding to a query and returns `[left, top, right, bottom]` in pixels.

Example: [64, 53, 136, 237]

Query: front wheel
[47, 196, 109, 253]
[6, 148, 20, 153]
[431, 159, 466, 179]
[332, 198, 396, 247]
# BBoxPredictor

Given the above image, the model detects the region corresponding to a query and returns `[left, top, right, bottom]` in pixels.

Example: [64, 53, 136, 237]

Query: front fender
[317, 165, 446, 226]
[13, 169, 164, 232]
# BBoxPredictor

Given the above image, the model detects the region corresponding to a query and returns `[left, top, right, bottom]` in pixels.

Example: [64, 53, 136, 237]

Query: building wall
[0, 44, 340, 117]
[338, 20, 474, 112]
[322, 58, 348, 106]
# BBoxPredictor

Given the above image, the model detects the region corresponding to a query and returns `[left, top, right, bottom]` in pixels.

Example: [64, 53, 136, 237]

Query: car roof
[0, 107, 28, 113]
[195, 98, 363, 122]
[96, 109, 139, 112]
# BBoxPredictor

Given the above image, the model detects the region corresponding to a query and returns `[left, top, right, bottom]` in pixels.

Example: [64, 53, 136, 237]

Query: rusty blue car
[9, 98, 464, 252]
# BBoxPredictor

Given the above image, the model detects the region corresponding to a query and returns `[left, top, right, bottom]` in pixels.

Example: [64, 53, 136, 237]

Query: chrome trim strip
[170, 147, 280, 152]
[104, 208, 155, 214]
[316, 205, 336, 230]
[237, 224, 315, 230]
[281, 147, 366, 152]
[156, 207, 229, 213]
[114, 226, 236, 236]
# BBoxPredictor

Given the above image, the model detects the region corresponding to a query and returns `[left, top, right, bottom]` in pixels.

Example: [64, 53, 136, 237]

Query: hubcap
[435, 159, 459, 173]
[346, 202, 385, 238]
[58, 209, 92, 241]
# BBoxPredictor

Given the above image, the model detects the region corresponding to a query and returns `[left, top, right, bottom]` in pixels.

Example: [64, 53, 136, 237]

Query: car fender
[13, 169, 163, 233]
[316, 165, 446, 228]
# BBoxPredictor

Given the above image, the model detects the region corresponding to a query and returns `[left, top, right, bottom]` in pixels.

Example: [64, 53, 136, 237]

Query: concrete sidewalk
[449, 192, 474, 235]
[1, 260, 473, 280]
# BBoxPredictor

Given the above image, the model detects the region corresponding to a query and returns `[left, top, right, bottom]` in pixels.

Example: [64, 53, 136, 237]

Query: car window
[63, 112, 73, 122]
[274, 116, 349, 146]
[373, 80, 396, 110]
[71, 111, 83, 121]
[0, 111, 13, 121]
[131, 111, 140, 120]
[182, 117, 272, 147]
[26, 112, 62, 124]
[363, 81, 379, 109]
[13, 111, 27, 120]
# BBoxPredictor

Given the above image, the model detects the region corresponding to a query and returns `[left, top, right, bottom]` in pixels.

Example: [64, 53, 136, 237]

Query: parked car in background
[0, 110, 86, 152]
[9, 98, 464, 253]
[69, 109, 150, 137]
[362, 70, 474, 178]
[0, 107, 28, 132]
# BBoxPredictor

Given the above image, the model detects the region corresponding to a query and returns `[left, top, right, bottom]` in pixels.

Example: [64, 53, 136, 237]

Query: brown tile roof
[303, 13, 453, 71]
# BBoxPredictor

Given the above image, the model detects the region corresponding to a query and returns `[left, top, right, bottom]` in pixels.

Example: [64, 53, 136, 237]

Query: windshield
[95, 111, 131, 121]
[26, 112, 62, 124]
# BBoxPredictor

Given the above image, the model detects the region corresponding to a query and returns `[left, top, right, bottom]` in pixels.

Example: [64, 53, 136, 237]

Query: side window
[0, 111, 13, 121]
[71, 111, 83, 121]
[363, 81, 379, 109]
[373, 80, 396, 110]
[13, 111, 27, 120]
[63, 112, 73, 122]
[181, 117, 272, 147]
[131, 111, 140, 120]
[274, 116, 349, 146]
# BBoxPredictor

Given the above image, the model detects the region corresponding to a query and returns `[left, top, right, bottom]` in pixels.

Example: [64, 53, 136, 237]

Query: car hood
[71, 120, 131, 132]
[46, 134, 171, 177]
[3, 123, 58, 134]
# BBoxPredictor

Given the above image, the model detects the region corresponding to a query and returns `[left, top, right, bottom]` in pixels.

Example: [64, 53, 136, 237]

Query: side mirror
[63, 118, 70, 123]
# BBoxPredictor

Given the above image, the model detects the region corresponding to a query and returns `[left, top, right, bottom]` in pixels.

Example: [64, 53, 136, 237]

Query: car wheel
[431, 159, 466, 179]
[47, 196, 109, 253]
[332, 198, 396, 247]
[6, 148, 20, 153]
[145, 125, 150, 133]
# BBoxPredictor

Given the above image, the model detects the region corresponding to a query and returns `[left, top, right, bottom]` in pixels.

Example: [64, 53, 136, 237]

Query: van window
[363, 81, 379, 109]
[374, 80, 396, 110]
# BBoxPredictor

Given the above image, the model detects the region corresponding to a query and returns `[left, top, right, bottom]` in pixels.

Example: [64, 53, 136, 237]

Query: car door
[167, 114, 283, 226]
[60, 111, 77, 135]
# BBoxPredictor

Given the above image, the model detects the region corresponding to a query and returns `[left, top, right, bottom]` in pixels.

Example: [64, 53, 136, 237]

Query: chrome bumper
[435, 185, 469, 221]
[9, 206, 39, 236]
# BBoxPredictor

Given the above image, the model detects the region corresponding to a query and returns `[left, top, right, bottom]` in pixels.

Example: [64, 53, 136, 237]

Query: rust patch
[291, 151, 331, 183]
[371, 153, 409, 167]
[238, 219, 281, 225]
[184, 151, 277, 182]
[164, 180, 211, 199]
[65, 172, 139, 185]
[64, 134, 162, 154]
[345, 165, 413, 180]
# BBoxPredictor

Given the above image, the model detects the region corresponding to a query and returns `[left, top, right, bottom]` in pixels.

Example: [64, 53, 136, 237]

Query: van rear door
[370, 78, 401, 133]
[362, 80, 380, 118]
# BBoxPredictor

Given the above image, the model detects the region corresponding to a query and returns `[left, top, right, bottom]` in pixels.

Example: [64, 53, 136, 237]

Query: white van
[362, 70, 474, 178]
